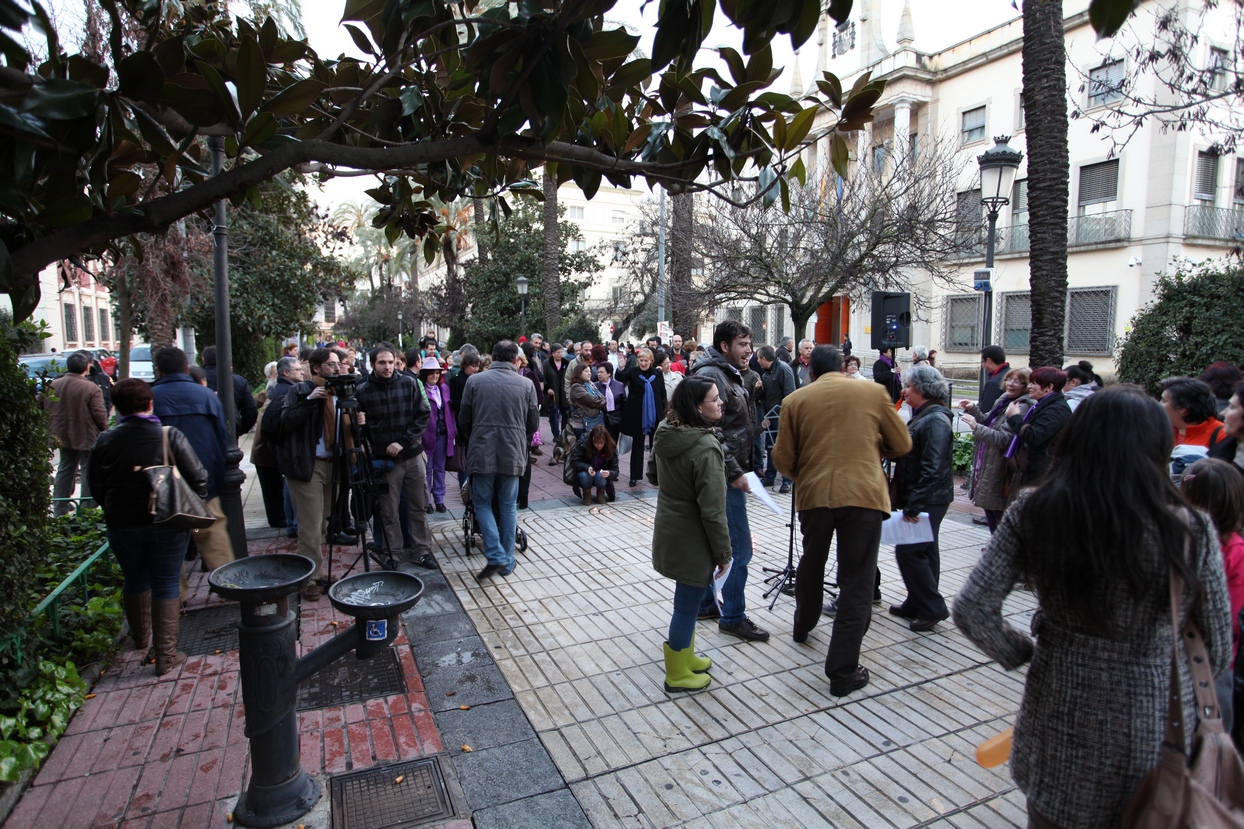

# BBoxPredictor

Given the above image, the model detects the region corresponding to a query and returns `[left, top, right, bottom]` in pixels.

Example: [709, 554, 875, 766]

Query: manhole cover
[177, 605, 239, 655]
[330, 757, 453, 829]
[297, 649, 406, 711]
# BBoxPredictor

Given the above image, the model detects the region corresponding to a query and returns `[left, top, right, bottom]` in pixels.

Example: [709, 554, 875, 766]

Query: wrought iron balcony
[953, 209, 1131, 259]
[1184, 204, 1244, 242]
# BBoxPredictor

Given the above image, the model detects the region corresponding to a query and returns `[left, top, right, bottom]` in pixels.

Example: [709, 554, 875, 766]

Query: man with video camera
[356, 342, 434, 568]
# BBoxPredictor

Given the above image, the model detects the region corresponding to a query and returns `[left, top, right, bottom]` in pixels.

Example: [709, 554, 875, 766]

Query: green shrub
[952, 432, 976, 476]
[1117, 259, 1244, 396]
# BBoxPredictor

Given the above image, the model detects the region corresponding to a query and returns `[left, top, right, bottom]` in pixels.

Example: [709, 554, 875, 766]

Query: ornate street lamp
[976, 135, 1023, 381]
[516, 275, 529, 341]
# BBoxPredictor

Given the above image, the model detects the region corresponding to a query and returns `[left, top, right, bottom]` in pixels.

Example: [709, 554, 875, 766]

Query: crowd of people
[41, 315, 1244, 825]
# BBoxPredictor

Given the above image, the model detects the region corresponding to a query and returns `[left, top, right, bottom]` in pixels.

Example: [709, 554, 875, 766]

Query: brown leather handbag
[1120, 560, 1244, 828]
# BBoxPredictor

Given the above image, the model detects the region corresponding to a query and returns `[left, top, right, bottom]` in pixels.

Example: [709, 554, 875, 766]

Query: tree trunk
[473, 198, 488, 267]
[1022, 0, 1069, 368]
[789, 303, 816, 345]
[669, 192, 694, 337]
[542, 171, 561, 336]
[443, 237, 466, 347]
[115, 273, 132, 380]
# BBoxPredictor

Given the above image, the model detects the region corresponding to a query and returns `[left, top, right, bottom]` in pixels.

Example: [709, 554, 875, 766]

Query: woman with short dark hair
[649, 377, 730, 694]
[954, 386, 1232, 828]
[564, 425, 619, 505]
[88, 378, 209, 676]
[1161, 376, 1224, 447]
[1201, 361, 1244, 416]
[1006, 366, 1072, 487]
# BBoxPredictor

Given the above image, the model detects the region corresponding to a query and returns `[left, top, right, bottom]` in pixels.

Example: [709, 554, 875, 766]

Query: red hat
[518, 335, 527, 344]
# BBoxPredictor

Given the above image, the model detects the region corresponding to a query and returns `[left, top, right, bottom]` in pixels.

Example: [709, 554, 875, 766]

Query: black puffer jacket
[691, 346, 757, 483]
[1006, 391, 1073, 485]
[562, 434, 621, 486]
[88, 419, 209, 528]
[893, 402, 955, 517]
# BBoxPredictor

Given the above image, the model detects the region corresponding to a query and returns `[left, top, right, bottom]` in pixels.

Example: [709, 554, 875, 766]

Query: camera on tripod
[325, 372, 361, 401]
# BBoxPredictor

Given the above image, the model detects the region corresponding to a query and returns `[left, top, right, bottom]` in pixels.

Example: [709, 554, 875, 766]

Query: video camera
[325, 372, 362, 401]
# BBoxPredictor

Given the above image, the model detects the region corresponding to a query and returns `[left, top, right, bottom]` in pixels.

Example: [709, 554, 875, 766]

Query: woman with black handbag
[954, 385, 1234, 828]
[88, 379, 210, 676]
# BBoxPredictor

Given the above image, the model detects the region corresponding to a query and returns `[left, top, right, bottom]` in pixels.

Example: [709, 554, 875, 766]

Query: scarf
[982, 394, 1013, 428]
[1005, 397, 1043, 459]
[598, 380, 615, 411]
[640, 374, 658, 434]
[121, 413, 162, 424]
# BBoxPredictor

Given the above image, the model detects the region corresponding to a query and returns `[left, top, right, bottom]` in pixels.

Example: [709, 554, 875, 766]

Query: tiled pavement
[10, 417, 1033, 828]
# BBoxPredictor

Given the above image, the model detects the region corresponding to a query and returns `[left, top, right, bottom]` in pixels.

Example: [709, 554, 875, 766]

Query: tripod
[761, 482, 838, 611]
[324, 387, 394, 582]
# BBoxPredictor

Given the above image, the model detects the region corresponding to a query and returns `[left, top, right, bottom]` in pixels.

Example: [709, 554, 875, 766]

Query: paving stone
[470, 788, 592, 829]
[436, 698, 537, 754]
[451, 737, 565, 810]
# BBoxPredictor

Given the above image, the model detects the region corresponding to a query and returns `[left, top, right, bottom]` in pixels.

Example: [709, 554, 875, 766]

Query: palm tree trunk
[1022, 0, 1069, 368]
[444, 237, 465, 346]
[473, 198, 488, 267]
[115, 273, 133, 380]
[542, 171, 561, 336]
[669, 192, 694, 337]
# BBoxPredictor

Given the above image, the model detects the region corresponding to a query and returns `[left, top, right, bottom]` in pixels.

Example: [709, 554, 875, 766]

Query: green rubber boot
[663, 642, 711, 693]
[687, 634, 711, 674]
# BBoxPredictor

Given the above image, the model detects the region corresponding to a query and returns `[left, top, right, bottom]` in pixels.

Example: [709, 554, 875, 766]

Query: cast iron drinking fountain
[208, 554, 424, 828]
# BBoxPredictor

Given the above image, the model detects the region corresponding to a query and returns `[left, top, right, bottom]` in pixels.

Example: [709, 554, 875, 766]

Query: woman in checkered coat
[953, 385, 1232, 829]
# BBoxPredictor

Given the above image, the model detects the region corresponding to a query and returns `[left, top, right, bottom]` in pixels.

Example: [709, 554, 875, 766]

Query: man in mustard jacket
[772, 345, 911, 697]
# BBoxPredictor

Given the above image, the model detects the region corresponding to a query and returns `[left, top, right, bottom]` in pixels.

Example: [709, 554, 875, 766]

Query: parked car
[88, 348, 117, 377]
[129, 345, 155, 381]
[18, 354, 67, 391]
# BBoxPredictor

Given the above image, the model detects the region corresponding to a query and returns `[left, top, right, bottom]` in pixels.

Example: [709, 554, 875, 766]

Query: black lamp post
[516, 275, 528, 341]
[976, 135, 1023, 384]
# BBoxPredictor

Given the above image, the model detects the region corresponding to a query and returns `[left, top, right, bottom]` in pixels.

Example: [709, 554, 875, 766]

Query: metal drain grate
[177, 605, 240, 655]
[297, 649, 406, 711]
[330, 757, 453, 829]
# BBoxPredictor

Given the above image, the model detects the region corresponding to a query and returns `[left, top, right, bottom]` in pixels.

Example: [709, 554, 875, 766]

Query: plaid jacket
[357, 371, 431, 460]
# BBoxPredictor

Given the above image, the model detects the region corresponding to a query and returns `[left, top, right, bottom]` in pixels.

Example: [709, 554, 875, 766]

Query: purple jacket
[422, 379, 457, 456]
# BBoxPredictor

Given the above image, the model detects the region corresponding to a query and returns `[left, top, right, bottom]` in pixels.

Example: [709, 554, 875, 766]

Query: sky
[298, 0, 1024, 213]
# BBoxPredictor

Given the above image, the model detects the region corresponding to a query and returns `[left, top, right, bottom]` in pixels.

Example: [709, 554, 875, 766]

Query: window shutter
[1195, 152, 1219, 201]
[1012, 180, 1028, 215]
[1234, 159, 1244, 203]
[1078, 160, 1119, 206]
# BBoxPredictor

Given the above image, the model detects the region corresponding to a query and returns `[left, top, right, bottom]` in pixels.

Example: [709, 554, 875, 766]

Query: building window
[1011, 179, 1029, 223]
[871, 145, 887, 173]
[612, 285, 627, 304]
[570, 239, 586, 253]
[996, 292, 1031, 352]
[323, 301, 336, 324]
[1195, 151, 1220, 204]
[1078, 159, 1119, 207]
[1088, 59, 1125, 107]
[961, 106, 986, 145]
[1065, 286, 1117, 355]
[1210, 47, 1229, 92]
[726, 307, 743, 322]
[611, 211, 627, 226]
[943, 294, 982, 350]
[1235, 159, 1244, 204]
[771, 305, 785, 341]
[568, 206, 585, 221]
[610, 240, 627, 261]
[748, 306, 767, 341]
[909, 132, 919, 158]
[82, 306, 95, 344]
[64, 303, 78, 343]
[99, 308, 111, 343]
[956, 189, 983, 244]
[1015, 93, 1026, 131]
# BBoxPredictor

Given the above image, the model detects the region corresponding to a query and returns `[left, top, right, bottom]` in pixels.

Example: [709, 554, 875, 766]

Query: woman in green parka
[648, 376, 732, 693]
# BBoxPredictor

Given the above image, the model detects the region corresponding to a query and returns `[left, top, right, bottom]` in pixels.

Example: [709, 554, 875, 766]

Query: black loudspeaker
[870, 291, 911, 350]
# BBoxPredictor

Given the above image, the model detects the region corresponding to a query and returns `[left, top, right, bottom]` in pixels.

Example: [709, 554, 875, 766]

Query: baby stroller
[460, 474, 529, 555]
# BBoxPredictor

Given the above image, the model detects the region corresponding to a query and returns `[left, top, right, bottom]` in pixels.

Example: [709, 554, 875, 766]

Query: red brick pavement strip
[7, 541, 449, 829]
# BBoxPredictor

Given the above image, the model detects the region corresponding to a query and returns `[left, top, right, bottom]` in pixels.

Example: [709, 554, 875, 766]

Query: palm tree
[431, 198, 475, 345]
[542, 170, 560, 336]
[1021, 0, 1069, 367]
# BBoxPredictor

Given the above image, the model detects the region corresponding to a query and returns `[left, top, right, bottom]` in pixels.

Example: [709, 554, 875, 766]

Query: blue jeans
[283, 481, 297, 531]
[577, 471, 606, 489]
[762, 429, 790, 486]
[472, 473, 519, 568]
[107, 524, 192, 601]
[669, 581, 703, 650]
[699, 487, 752, 625]
[549, 407, 562, 440]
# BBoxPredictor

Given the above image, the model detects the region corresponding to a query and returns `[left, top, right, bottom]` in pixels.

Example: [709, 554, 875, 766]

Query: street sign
[658, 321, 672, 341]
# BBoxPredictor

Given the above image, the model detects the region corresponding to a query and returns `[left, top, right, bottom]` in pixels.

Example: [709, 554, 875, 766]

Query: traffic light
[870, 291, 911, 350]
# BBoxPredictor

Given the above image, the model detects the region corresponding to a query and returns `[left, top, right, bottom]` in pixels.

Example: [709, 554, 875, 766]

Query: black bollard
[209, 556, 424, 829]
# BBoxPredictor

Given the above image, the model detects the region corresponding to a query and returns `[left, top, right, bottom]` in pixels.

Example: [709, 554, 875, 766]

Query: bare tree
[1078, 0, 1244, 154]
[690, 137, 976, 336]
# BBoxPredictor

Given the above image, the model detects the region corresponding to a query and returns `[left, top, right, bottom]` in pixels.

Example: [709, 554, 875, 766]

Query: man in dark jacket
[691, 321, 769, 643]
[756, 345, 796, 493]
[890, 363, 955, 632]
[49, 351, 109, 514]
[151, 346, 234, 578]
[460, 340, 540, 580]
[978, 345, 1010, 413]
[259, 356, 302, 534]
[542, 343, 570, 453]
[357, 343, 433, 566]
[201, 345, 258, 436]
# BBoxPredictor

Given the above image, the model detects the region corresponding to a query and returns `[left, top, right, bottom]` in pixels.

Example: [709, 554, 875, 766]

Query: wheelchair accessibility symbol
[365, 620, 387, 641]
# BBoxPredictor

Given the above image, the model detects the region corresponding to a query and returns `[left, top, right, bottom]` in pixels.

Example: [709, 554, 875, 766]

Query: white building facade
[26, 262, 120, 355]
[803, 0, 1241, 372]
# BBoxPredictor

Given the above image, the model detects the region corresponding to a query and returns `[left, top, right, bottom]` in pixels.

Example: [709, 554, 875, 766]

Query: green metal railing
[31, 540, 111, 642]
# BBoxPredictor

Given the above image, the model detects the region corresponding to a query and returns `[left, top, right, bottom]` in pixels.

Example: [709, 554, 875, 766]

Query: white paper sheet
[713, 559, 734, 607]
[744, 471, 782, 514]
[880, 511, 935, 546]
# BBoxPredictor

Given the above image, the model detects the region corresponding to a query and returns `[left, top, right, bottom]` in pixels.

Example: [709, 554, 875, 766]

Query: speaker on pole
[870, 291, 911, 350]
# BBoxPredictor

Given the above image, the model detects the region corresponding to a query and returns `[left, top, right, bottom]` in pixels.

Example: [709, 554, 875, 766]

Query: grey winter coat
[965, 394, 1034, 512]
[691, 346, 757, 483]
[647, 420, 731, 588]
[953, 494, 1232, 829]
[459, 362, 540, 477]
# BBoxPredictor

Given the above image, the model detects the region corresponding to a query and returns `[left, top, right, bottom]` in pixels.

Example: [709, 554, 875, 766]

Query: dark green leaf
[817, 75, 842, 109]
[608, 58, 653, 92]
[260, 78, 327, 118]
[241, 112, 277, 148]
[827, 0, 853, 25]
[259, 17, 278, 59]
[107, 170, 143, 201]
[717, 46, 747, 86]
[35, 196, 92, 228]
[581, 28, 641, 61]
[20, 79, 98, 120]
[117, 51, 165, 100]
[745, 44, 773, 84]
[235, 36, 266, 117]
[151, 35, 186, 76]
[788, 0, 820, 50]
[785, 105, 819, 148]
[0, 237, 11, 292]
[343, 23, 377, 56]
[11, 282, 40, 321]
[1089, 0, 1139, 38]
[0, 104, 52, 140]
[830, 133, 849, 177]
[67, 55, 109, 88]
[196, 61, 240, 126]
